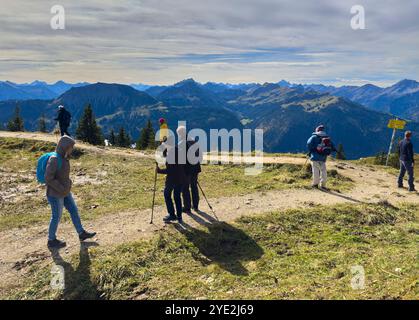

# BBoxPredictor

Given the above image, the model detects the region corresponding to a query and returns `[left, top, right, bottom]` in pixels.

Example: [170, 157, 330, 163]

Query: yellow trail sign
[387, 119, 406, 130]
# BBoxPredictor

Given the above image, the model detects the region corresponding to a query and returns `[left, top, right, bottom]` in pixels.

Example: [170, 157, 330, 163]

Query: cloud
[0, 0, 418, 85]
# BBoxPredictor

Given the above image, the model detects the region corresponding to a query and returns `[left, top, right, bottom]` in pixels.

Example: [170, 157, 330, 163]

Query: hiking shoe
[79, 231, 97, 241]
[178, 218, 184, 224]
[163, 215, 177, 222]
[398, 185, 404, 188]
[408, 188, 416, 192]
[320, 186, 330, 191]
[192, 206, 199, 211]
[311, 184, 319, 189]
[47, 239, 66, 249]
[182, 207, 192, 214]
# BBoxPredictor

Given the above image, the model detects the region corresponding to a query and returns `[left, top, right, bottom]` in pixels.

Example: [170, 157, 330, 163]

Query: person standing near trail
[156, 135, 187, 224]
[307, 125, 336, 191]
[176, 126, 202, 214]
[44, 135, 96, 248]
[54, 105, 72, 136]
[398, 131, 416, 192]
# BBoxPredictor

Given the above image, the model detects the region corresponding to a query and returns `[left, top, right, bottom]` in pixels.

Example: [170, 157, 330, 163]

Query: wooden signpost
[386, 118, 407, 166]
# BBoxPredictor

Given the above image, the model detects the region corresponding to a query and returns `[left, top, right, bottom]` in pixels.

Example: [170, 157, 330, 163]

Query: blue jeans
[164, 183, 183, 219]
[47, 193, 84, 241]
[398, 161, 415, 190]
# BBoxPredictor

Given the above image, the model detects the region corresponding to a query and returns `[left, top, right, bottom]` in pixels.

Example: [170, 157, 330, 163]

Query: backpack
[316, 137, 332, 155]
[36, 152, 62, 184]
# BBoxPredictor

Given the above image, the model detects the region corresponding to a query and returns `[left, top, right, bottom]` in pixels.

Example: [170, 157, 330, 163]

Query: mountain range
[0, 79, 418, 159]
[0, 81, 90, 101]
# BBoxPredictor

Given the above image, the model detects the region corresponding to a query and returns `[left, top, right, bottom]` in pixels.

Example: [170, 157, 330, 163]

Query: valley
[1, 79, 419, 159]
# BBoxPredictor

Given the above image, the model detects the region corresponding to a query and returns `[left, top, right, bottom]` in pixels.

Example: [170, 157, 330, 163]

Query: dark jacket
[184, 139, 202, 176]
[157, 145, 188, 185]
[55, 108, 71, 126]
[399, 139, 414, 163]
[45, 135, 75, 198]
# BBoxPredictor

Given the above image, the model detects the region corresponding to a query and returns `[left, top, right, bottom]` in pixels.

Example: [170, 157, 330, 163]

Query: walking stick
[150, 162, 158, 224]
[197, 181, 219, 221]
[300, 156, 309, 175]
[54, 123, 60, 144]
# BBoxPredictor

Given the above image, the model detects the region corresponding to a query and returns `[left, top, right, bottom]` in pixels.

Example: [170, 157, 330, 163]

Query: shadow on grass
[49, 242, 100, 300]
[319, 189, 364, 203]
[174, 212, 263, 276]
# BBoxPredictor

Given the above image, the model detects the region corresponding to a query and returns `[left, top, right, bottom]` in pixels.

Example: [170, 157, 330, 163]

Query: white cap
[58, 105, 64, 109]
[176, 126, 187, 140]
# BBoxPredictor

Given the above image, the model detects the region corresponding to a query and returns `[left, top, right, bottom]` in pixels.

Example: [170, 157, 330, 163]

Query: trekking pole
[150, 162, 158, 224]
[197, 181, 219, 221]
[300, 156, 309, 175]
[54, 124, 59, 144]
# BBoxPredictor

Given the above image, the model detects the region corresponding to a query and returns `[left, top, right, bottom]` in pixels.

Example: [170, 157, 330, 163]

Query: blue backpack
[36, 152, 62, 184]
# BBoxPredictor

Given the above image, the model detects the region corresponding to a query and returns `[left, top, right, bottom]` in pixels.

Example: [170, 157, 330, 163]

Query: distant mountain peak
[29, 80, 48, 86]
[277, 80, 292, 87]
[393, 79, 419, 88]
[174, 78, 199, 87]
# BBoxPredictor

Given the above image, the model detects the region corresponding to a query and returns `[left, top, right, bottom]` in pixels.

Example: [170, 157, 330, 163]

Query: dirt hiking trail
[0, 132, 418, 295]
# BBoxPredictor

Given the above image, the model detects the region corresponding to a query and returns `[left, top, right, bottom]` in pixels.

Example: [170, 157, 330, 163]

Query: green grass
[7, 202, 418, 300]
[357, 154, 419, 176]
[0, 137, 353, 230]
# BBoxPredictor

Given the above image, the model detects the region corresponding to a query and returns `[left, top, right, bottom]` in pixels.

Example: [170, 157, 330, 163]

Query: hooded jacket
[45, 135, 75, 198]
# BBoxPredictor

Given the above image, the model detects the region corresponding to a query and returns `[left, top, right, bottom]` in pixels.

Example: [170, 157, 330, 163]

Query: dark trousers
[164, 183, 183, 218]
[398, 160, 415, 189]
[60, 124, 70, 136]
[182, 173, 200, 211]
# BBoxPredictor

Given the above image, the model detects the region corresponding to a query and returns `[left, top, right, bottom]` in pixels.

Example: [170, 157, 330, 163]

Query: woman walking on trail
[45, 135, 96, 249]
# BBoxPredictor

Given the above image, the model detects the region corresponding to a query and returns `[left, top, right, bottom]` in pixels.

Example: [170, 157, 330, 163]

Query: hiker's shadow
[174, 211, 264, 276]
[49, 242, 100, 300]
[320, 189, 364, 203]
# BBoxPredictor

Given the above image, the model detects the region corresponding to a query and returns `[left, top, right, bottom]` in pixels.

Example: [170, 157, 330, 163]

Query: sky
[0, 0, 418, 86]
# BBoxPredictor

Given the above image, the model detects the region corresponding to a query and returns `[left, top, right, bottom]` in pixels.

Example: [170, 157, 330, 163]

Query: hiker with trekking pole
[176, 126, 202, 214]
[306, 125, 337, 191]
[149, 118, 168, 224]
[155, 133, 187, 224]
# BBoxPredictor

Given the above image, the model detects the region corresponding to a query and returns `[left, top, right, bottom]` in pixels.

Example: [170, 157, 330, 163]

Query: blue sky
[0, 0, 418, 86]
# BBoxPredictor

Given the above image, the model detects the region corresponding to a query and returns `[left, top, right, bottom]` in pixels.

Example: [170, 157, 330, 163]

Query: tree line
[1, 104, 157, 150]
[1, 104, 346, 157]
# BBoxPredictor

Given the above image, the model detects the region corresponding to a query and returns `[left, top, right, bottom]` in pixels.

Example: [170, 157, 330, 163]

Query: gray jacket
[45, 135, 75, 198]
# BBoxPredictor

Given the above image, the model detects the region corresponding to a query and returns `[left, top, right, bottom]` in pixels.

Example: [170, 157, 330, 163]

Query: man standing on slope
[156, 134, 187, 224]
[54, 105, 72, 136]
[398, 131, 416, 192]
[45, 135, 96, 248]
[176, 126, 202, 214]
[307, 125, 336, 191]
